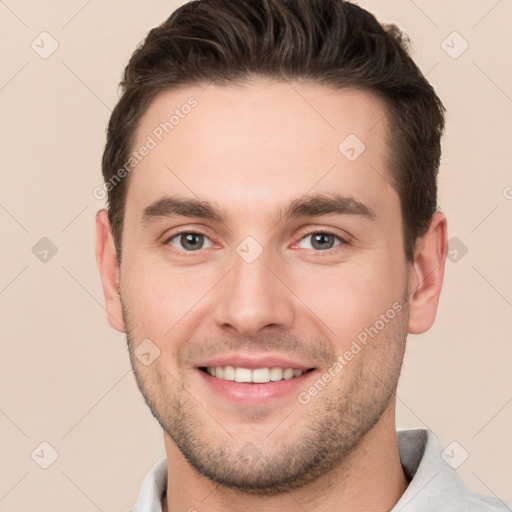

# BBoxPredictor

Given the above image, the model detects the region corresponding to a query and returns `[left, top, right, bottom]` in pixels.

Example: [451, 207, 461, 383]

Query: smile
[201, 366, 314, 383]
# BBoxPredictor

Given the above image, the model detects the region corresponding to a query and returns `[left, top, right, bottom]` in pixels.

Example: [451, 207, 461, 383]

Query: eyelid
[297, 226, 349, 242]
[162, 225, 213, 242]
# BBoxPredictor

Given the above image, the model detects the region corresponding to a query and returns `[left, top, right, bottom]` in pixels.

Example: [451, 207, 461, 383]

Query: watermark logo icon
[237, 442, 262, 466]
[338, 133, 366, 161]
[441, 32, 469, 59]
[441, 441, 469, 469]
[31, 32, 59, 59]
[236, 236, 263, 264]
[447, 237, 468, 263]
[31, 441, 59, 469]
[32, 237, 58, 263]
[134, 338, 161, 366]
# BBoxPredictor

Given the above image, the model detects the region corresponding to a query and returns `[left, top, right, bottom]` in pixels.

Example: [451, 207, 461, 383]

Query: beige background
[1, 0, 511, 510]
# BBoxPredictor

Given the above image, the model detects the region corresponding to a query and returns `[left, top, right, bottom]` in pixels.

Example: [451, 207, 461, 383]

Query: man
[95, 0, 510, 510]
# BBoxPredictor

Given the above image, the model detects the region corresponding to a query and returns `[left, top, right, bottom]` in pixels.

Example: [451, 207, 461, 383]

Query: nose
[212, 246, 295, 337]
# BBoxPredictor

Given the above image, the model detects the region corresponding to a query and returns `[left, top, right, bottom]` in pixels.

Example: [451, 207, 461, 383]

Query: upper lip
[196, 353, 316, 370]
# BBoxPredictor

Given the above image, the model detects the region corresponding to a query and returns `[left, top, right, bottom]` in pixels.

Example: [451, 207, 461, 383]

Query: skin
[96, 78, 447, 512]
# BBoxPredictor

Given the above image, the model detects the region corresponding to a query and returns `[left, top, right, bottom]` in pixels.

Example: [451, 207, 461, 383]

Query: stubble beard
[122, 298, 408, 495]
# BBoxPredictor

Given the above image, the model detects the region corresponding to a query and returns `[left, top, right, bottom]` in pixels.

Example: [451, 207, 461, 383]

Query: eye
[297, 231, 344, 251]
[166, 231, 213, 252]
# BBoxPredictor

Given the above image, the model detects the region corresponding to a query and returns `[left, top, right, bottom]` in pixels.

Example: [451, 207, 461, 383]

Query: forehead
[126, 79, 396, 221]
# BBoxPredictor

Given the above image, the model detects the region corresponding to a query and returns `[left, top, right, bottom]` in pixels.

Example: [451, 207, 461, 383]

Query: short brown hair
[101, 0, 445, 262]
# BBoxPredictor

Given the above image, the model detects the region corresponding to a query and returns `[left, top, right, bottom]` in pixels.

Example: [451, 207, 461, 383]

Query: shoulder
[394, 429, 511, 511]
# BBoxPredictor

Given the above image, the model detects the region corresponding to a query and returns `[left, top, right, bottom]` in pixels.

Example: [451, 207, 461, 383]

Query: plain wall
[1, 0, 511, 510]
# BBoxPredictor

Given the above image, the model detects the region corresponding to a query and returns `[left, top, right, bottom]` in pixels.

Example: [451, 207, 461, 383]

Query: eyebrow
[140, 193, 376, 225]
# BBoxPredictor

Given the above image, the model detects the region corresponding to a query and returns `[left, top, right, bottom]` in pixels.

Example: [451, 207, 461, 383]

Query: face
[111, 80, 414, 493]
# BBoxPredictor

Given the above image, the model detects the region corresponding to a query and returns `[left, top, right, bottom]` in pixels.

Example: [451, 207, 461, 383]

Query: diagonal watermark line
[193, 483, 224, 511]
[425, 61, 439, 77]
[61, 204, 89, 233]
[471, 471, 512, 510]
[472, 61, 512, 103]
[0, 0, 29, 28]
[265, 265, 336, 335]
[60, 265, 125, 329]
[0, 265, 28, 296]
[199, 483, 221, 504]
[471, 396, 512, 439]
[285, 80, 336, 130]
[0, 407, 29, 438]
[61, 61, 112, 111]
[264, 409, 294, 439]
[163, 162, 233, 236]
[0, 472, 29, 502]
[406, 0, 439, 28]
[266, 163, 337, 235]
[0, 61, 29, 92]
[369, 113, 386, 132]
[163, 163, 202, 200]
[396, 472, 440, 510]
[61, 369, 132, 439]
[368, 162, 396, 193]
[367, 366, 433, 431]
[408, 262, 440, 300]
[471, 266, 512, 308]
[396, 395, 433, 431]
[61, 471, 104, 511]
[285, 490, 309, 511]
[164, 367, 234, 438]
[0, 203, 29, 233]
[470, 205, 499, 233]
[164, 267, 233, 337]
[61, 0, 93, 29]
[471, 0, 503, 30]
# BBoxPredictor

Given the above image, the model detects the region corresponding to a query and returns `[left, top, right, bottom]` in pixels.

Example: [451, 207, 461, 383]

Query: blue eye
[298, 231, 343, 251]
[166, 232, 213, 251]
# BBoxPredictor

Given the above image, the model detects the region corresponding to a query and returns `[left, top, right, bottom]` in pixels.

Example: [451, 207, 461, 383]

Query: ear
[407, 212, 448, 334]
[95, 209, 126, 333]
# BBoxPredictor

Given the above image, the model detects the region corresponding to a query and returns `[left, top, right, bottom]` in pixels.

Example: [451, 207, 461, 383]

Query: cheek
[292, 260, 405, 346]
[120, 257, 216, 335]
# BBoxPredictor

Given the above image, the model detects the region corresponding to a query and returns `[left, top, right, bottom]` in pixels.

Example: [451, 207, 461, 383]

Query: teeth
[283, 368, 294, 380]
[252, 368, 270, 383]
[205, 366, 305, 383]
[235, 367, 252, 383]
[223, 365, 235, 380]
[270, 367, 283, 381]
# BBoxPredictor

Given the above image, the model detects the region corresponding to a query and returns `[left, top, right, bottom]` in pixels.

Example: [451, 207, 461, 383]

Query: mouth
[195, 358, 318, 404]
[199, 365, 316, 383]
[194, 354, 319, 404]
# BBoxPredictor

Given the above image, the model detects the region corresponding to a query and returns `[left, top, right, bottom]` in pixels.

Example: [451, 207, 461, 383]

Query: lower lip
[197, 369, 316, 404]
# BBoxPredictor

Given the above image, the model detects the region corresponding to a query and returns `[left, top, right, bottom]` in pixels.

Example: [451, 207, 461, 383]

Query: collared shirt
[129, 429, 510, 511]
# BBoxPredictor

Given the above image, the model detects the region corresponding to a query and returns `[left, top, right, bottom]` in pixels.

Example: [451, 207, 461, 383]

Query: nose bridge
[212, 239, 295, 335]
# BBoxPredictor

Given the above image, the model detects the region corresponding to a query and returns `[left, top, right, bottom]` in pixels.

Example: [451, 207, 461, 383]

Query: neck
[163, 405, 408, 512]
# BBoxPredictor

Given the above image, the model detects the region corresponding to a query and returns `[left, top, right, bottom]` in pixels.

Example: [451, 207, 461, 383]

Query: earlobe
[407, 212, 448, 334]
[95, 209, 126, 333]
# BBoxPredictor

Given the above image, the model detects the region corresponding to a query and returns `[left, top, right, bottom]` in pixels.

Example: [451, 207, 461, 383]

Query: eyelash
[163, 228, 349, 256]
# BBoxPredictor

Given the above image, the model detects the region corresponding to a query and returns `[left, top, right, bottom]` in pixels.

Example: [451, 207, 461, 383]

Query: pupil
[312, 233, 334, 250]
[182, 233, 203, 250]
